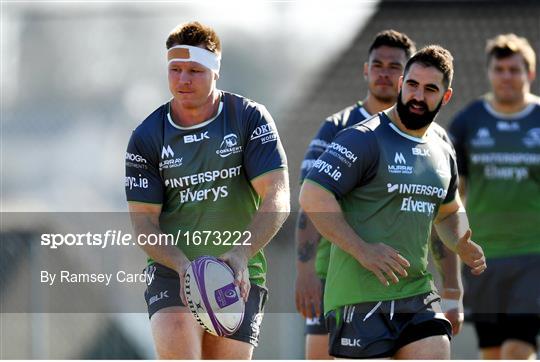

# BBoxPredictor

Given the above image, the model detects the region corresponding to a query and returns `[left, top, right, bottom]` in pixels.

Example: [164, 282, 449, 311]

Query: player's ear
[398, 75, 404, 89]
[363, 62, 369, 80]
[214, 72, 220, 81]
[442, 87, 453, 105]
[527, 69, 536, 83]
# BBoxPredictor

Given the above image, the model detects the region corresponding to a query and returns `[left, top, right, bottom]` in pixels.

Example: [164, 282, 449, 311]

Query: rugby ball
[183, 256, 245, 336]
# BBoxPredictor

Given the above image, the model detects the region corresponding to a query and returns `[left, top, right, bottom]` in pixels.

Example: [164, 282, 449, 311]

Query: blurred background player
[125, 21, 290, 359]
[300, 45, 487, 359]
[449, 33, 540, 360]
[294, 29, 416, 359]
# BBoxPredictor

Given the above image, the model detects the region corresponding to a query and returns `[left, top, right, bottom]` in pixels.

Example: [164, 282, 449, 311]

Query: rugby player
[295, 29, 416, 359]
[449, 33, 540, 359]
[125, 21, 290, 359]
[300, 45, 487, 359]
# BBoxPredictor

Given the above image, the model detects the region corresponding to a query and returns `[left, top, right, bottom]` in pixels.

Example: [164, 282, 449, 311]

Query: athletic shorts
[326, 292, 452, 359]
[144, 263, 268, 347]
[463, 254, 540, 348]
[304, 278, 328, 335]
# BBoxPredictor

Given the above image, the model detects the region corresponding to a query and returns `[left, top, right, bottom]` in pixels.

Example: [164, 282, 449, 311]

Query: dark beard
[396, 90, 443, 130]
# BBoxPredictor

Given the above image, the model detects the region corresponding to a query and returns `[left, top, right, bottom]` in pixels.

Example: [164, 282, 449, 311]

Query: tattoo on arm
[298, 211, 307, 230]
[431, 232, 447, 261]
[297, 239, 316, 262]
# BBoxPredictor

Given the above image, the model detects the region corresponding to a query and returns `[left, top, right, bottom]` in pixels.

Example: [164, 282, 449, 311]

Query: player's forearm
[242, 182, 291, 258]
[299, 184, 366, 259]
[430, 227, 463, 292]
[433, 209, 470, 253]
[295, 209, 321, 269]
[130, 214, 189, 273]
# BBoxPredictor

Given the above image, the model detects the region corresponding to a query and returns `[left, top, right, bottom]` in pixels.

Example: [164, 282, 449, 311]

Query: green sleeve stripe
[127, 200, 163, 206]
[302, 179, 337, 197]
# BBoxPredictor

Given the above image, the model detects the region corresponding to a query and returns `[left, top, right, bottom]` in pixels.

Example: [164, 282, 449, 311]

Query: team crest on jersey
[216, 133, 243, 158]
[471, 128, 495, 147]
[523, 128, 540, 148]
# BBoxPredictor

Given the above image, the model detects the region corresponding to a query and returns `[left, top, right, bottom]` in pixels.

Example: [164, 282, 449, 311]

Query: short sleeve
[243, 105, 287, 180]
[125, 129, 164, 204]
[443, 150, 459, 204]
[448, 111, 469, 177]
[304, 126, 379, 199]
[299, 118, 342, 183]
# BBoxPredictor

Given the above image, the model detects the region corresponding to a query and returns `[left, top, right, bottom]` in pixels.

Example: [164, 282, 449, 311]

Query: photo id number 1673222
[183, 230, 251, 246]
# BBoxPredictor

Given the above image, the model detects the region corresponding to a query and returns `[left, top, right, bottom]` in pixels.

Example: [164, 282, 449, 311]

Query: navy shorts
[463, 254, 540, 348]
[144, 263, 268, 347]
[326, 292, 452, 359]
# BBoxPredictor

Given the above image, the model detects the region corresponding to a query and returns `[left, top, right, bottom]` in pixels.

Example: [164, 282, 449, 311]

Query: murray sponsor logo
[161, 145, 175, 158]
[388, 152, 413, 174]
[159, 145, 183, 170]
[471, 128, 495, 147]
[125, 174, 149, 190]
[184, 131, 209, 144]
[159, 157, 183, 171]
[387, 183, 447, 199]
[216, 133, 243, 158]
[312, 159, 342, 181]
[250, 124, 278, 145]
[523, 128, 540, 148]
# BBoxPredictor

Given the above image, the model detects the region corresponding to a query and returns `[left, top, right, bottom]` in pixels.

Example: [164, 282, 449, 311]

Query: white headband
[167, 45, 221, 74]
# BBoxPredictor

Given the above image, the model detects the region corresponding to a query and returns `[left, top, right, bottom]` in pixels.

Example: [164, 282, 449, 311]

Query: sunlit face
[488, 53, 533, 105]
[167, 50, 218, 109]
[365, 45, 408, 103]
[397, 62, 452, 130]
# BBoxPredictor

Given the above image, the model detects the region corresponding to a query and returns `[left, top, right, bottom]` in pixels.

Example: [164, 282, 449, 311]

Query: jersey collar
[167, 99, 224, 130]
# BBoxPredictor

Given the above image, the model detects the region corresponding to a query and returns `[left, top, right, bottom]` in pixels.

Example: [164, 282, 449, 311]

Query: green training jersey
[125, 91, 287, 286]
[449, 98, 540, 258]
[305, 113, 458, 314]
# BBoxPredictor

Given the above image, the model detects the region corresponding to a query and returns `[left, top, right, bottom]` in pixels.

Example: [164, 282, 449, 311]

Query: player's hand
[456, 229, 486, 275]
[174, 256, 191, 306]
[440, 289, 464, 335]
[219, 247, 251, 302]
[295, 265, 323, 319]
[354, 242, 410, 286]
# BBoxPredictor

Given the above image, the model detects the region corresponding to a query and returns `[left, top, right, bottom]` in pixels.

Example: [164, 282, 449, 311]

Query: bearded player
[300, 45, 486, 359]
[295, 29, 416, 359]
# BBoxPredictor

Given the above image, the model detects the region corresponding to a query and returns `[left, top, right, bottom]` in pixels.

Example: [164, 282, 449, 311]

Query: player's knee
[501, 339, 536, 360]
[151, 310, 202, 359]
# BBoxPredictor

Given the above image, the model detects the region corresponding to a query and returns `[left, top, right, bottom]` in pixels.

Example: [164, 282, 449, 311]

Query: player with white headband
[125, 21, 289, 359]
